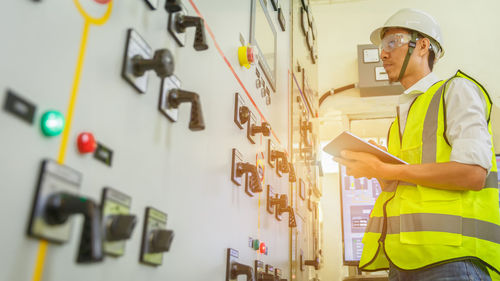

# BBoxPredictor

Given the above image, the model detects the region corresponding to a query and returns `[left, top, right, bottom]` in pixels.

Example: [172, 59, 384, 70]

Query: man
[334, 8, 500, 281]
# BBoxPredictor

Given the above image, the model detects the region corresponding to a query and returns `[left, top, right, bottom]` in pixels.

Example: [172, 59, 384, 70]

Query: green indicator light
[253, 239, 260, 250]
[41, 110, 65, 137]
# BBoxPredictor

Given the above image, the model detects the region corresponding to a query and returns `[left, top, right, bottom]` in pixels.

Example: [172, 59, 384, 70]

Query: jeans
[388, 259, 492, 281]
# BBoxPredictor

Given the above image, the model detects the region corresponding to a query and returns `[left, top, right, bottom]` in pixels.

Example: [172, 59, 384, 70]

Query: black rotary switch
[230, 262, 254, 280]
[106, 215, 137, 242]
[132, 49, 175, 79]
[251, 122, 271, 137]
[45, 192, 103, 263]
[304, 257, 320, 270]
[149, 229, 175, 253]
[168, 89, 205, 131]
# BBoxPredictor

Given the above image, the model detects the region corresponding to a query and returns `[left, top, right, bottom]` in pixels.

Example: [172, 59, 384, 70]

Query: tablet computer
[323, 131, 407, 165]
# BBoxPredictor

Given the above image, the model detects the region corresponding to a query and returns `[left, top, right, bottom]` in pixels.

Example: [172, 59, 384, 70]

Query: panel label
[3, 90, 36, 124]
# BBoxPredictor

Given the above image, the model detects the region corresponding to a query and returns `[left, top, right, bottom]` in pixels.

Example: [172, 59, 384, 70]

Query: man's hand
[334, 150, 387, 179]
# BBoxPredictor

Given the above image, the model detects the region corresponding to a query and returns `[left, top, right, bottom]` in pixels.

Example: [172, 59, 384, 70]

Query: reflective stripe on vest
[421, 78, 498, 189]
[421, 82, 445, 163]
[366, 213, 500, 245]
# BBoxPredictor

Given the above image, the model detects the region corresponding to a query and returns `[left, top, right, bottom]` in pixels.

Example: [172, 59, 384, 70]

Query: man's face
[379, 28, 411, 82]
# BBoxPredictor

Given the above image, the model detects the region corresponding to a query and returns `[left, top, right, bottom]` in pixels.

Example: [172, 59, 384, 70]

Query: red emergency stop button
[77, 132, 97, 154]
[247, 46, 255, 64]
[259, 242, 266, 254]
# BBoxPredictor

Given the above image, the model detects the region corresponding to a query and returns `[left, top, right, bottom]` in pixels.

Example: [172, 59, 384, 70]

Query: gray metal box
[357, 44, 404, 97]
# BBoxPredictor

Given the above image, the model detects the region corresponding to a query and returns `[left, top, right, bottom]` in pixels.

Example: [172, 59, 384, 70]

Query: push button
[259, 242, 266, 254]
[77, 132, 97, 154]
[238, 45, 255, 69]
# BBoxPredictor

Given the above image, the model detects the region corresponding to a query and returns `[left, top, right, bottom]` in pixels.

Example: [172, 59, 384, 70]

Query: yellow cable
[32, 241, 48, 281]
[58, 21, 90, 164]
[32, 2, 113, 280]
[74, 0, 113, 25]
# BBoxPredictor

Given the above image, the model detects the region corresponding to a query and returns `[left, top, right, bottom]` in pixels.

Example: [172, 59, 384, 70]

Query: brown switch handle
[168, 89, 205, 131]
[176, 15, 209, 51]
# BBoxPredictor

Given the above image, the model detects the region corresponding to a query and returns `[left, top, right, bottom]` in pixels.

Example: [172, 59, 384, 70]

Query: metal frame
[250, 0, 277, 92]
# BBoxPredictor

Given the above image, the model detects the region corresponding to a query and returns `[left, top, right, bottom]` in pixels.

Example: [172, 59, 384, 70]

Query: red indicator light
[77, 132, 97, 154]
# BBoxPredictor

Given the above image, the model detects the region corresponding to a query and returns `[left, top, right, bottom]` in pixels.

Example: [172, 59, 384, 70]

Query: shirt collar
[399, 72, 441, 104]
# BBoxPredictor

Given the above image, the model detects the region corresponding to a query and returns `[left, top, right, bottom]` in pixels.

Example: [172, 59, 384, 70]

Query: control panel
[291, 0, 323, 280]
[0, 0, 319, 280]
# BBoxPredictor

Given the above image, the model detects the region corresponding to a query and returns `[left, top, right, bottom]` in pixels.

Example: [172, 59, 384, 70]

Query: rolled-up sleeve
[445, 78, 492, 171]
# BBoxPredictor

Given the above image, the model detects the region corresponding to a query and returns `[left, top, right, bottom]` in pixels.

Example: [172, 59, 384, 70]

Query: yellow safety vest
[359, 70, 500, 277]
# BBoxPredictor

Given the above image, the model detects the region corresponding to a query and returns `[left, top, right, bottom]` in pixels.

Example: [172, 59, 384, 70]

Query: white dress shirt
[397, 72, 492, 171]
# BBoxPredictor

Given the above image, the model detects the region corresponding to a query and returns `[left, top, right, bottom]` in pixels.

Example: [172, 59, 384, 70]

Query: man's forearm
[382, 161, 487, 191]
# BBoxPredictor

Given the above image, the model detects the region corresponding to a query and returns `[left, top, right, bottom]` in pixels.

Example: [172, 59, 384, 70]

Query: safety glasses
[379, 33, 414, 53]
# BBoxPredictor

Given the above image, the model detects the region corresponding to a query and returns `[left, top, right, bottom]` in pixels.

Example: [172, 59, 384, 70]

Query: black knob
[132, 49, 175, 79]
[106, 214, 137, 242]
[45, 193, 103, 263]
[168, 89, 205, 131]
[251, 122, 271, 137]
[175, 15, 209, 51]
[149, 229, 175, 253]
[239, 106, 250, 125]
[164, 0, 182, 13]
[231, 262, 254, 281]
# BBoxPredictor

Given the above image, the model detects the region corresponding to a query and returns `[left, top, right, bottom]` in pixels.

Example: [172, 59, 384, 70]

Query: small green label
[148, 208, 167, 223]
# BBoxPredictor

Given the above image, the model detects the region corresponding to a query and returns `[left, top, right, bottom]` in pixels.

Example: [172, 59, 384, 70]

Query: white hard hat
[370, 8, 444, 59]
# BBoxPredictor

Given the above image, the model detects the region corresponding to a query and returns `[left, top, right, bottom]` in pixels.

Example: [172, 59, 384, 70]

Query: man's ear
[418, 38, 431, 55]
